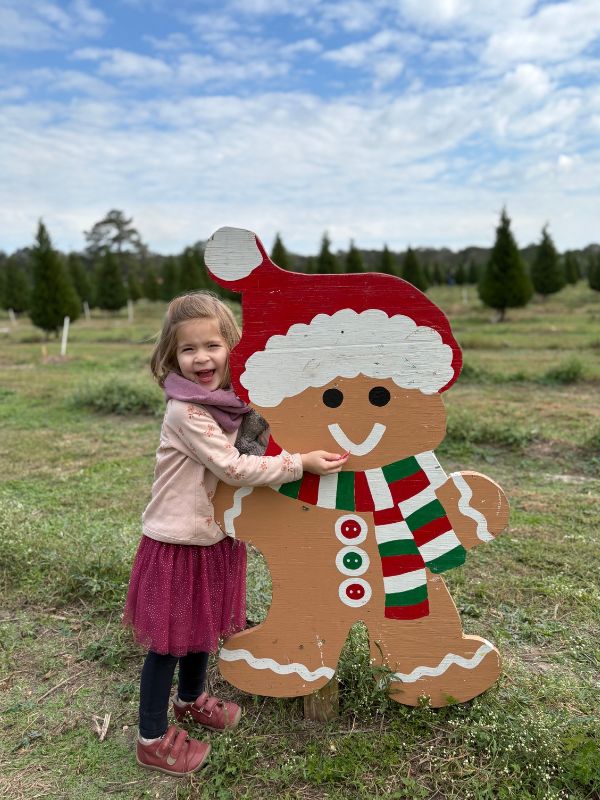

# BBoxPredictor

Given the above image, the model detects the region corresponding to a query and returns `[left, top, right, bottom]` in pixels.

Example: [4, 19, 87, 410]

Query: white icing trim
[335, 546, 370, 576]
[335, 514, 368, 545]
[223, 486, 254, 536]
[240, 309, 454, 407]
[205, 227, 263, 281]
[220, 647, 335, 682]
[450, 472, 494, 542]
[328, 423, 386, 456]
[390, 641, 494, 683]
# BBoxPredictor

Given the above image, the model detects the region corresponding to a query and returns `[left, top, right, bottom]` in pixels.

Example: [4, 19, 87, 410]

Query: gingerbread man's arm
[212, 481, 279, 545]
[435, 471, 509, 551]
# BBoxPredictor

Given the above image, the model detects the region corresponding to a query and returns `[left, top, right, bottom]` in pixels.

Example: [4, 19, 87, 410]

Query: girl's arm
[167, 401, 345, 487]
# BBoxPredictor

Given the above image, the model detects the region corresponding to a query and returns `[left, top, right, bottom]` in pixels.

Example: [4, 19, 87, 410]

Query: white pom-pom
[205, 227, 263, 281]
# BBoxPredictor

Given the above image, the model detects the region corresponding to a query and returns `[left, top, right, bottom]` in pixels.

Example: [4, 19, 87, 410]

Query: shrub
[541, 358, 584, 385]
[69, 378, 163, 415]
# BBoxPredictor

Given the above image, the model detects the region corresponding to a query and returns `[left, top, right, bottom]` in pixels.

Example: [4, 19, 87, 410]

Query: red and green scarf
[266, 441, 466, 620]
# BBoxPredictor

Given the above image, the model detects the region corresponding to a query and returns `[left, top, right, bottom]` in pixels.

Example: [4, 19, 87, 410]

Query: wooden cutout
[207, 227, 509, 709]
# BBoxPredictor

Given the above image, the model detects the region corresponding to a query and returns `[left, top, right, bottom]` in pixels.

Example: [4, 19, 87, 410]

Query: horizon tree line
[0, 208, 596, 335]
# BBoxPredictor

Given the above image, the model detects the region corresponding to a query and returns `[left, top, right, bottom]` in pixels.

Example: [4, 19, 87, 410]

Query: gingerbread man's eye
[322, 388, 343, 408]
[369, 386, 391, 407]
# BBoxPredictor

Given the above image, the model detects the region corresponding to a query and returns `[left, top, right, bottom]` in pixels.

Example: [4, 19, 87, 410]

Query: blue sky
[1, 0, 599, 256]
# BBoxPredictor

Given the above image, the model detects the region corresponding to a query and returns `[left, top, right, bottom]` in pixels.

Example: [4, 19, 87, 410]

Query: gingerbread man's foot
[219, 621, 348, 698]
[386, 635, 501, 707]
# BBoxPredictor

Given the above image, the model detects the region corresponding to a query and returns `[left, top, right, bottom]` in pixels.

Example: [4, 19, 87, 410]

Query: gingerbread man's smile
[327, 422, 387, 456]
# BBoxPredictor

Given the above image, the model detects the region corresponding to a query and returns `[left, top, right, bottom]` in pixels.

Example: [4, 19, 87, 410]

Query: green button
[342, 552, 363, 570]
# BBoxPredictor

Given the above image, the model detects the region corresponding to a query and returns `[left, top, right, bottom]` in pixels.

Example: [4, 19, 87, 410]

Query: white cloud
[0, 0, 108, 49]
[483, 0, 600, 66]
[74, 48, 172, 82]
[395, 0, 536, 34]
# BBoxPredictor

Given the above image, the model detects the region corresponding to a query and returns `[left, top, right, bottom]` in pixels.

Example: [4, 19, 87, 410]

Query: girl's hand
[301, 450, 349, 475]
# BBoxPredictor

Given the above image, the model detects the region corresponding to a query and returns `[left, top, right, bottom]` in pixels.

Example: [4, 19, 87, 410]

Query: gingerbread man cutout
[207, 227, 509, 707]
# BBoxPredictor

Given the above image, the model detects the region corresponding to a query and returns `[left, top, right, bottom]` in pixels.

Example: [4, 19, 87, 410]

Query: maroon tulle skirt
[123, 535, 247, 656]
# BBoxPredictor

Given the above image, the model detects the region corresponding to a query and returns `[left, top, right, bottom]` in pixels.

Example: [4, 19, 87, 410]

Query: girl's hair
[150, 291, 241, 388]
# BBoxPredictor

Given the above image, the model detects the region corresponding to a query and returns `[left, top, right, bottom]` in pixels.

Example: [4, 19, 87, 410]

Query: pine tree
[29, 221, 80, 335]
[432, 261, 444, 285]
[161, 256, 180, 301]
[128, 272, 142, 301]
[455, 261, 467, 285]
[530, 225, 565, 298]
[564, 252, 580, 285]
[316, 233, 339, 274]
[3, 257, 31, 313]
[0, 262, 6, 309]
[96, 251, 127, 311]
[379, 245, 396, 275]
[588, 254, 600, 292]
[478, 208, 533, 321]
[304, 256, 316, 274]
[345, 240, 364, 273]
[402, 248, 428, 292]
[467, 260, 479, 285]
[271, 233, 291, 270]
[68, 253, 93, 306]
[178, 247, 206, 293]
[143, 266, 160, 301]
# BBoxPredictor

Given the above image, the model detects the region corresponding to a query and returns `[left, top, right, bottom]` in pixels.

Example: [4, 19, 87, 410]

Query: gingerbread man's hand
[436, 471, 509, 551]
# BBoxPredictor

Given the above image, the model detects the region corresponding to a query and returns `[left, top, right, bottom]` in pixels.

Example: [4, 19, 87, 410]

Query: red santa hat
[205, 227, 462, 408]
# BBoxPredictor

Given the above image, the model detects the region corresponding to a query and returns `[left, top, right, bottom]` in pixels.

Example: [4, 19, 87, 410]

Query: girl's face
[176, 317, 229, 391]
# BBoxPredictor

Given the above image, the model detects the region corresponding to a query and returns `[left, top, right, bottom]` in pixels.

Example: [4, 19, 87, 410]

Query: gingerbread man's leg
[367, 573, 501, 707]
[219, 611, 351, 698]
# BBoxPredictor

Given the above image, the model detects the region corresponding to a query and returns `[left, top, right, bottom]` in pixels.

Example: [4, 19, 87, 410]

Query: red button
[340, 520, 361, 539]
[346, 583, 365, 600]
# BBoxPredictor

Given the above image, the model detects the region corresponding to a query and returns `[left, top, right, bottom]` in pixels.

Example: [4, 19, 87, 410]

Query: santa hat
[205, 227, 462, 408]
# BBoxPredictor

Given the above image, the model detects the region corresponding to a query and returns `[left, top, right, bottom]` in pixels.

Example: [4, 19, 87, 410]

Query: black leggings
[138, 650, 209, 739]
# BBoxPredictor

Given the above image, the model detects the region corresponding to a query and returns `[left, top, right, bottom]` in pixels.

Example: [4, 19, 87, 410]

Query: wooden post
[8, 308, 16, 325]
[303, 677, 339, 722]
[60, 316, 70, 357]
[127, 299, 134, 323]
[83, 301, 90, 321]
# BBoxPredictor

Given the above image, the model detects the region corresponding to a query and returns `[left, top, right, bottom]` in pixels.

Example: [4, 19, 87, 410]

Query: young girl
[123, 292, 347, 777]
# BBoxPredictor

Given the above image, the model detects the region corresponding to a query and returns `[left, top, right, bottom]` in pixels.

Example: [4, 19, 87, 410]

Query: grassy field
[0, 284, 599, 800]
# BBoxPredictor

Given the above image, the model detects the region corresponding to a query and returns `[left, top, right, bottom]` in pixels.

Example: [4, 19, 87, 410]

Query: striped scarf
[267, 444, 466, 620]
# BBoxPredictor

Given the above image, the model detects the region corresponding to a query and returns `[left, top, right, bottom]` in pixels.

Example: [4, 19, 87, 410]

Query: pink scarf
[163, 372, 251, 432]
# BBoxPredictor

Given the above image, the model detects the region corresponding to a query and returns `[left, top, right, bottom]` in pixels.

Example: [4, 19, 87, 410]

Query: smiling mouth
[195, 369, 215, 383]
[328, 423, 386, 456]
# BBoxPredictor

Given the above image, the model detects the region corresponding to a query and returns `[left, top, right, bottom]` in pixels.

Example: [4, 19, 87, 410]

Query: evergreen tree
[432, 261, 444, 285]
[68, 253, 93, 306]
[271, 233, 291, 270]
[316, 233, 339, 274]
[2, 257, 31, 313]
[530, 225, 565, 298]
[29, 222, 80, 335]
[455, 261, 467, 285]
[143, 266, 160, 301]
[467, 260, 479, 285]
[402, 248, 428, 292]
[0, 263, 6, 309]
[304, 256, 316, 274]
[588, 254, 600, 292]
[96, 251, 127, 311]
[564, 252, 580, 285]
[161, 256, 180, 301]
[345, 240, 364, 273]
[178, 247, 206, 293]
[128, 272, 142, 301]
[478, 208, 533, 321]
[379, 245, 396, 275]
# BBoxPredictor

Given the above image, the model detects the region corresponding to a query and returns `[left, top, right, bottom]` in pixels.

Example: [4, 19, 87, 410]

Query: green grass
[1, 288, 599, 800]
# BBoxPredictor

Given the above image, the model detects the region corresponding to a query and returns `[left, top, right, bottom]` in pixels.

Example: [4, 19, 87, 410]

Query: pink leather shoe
[173, 692, 242, 731]
[136, 725, 210, 776]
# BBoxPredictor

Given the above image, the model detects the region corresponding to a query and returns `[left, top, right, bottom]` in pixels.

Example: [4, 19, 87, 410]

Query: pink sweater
[142, 399, 302, 546]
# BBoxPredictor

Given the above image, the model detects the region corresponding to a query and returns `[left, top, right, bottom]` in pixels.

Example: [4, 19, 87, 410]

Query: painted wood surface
[207, 227, 510, 708]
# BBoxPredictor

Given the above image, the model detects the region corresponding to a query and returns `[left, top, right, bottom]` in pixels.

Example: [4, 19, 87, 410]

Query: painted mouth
[328, 423, 386, 456]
